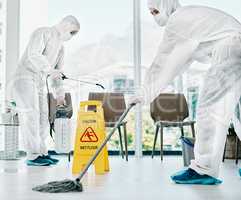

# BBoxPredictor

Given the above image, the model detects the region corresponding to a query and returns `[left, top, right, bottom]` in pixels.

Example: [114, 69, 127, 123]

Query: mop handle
[76, 103, 136, 182]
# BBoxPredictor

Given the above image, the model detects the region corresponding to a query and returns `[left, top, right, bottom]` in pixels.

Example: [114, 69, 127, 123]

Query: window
[48, 0, 135, 151]
[141, 0, 181, 152]
[18, 0, 241, 154]
[113, 76, 134, 94]
[187, 87, 199, 120]
[140, 0, 241, 152]
[0, 0, 6, 151]
[0, 0, 6, 113]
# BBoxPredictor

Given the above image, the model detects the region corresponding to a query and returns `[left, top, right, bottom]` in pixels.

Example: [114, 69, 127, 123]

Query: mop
[32, 103, 136, 193]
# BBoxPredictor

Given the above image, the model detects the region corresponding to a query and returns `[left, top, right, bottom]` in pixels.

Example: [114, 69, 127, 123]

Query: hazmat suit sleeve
[49, 47, 65, 100]
[26, 28, 50, 74]
[142, 36, 198, 104]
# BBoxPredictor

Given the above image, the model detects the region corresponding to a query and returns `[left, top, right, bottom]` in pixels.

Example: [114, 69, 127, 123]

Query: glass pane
[0, 0, 6, 151]
[48, 0, 134, 151]
[19, 0, 134, 153]
[140, 0, 193, 151]
[0, 0, 6, 112]
[141, 0, 241, 152]
[141, 0, 179, 151]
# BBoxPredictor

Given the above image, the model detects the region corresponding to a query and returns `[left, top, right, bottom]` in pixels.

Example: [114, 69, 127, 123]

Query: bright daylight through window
[2, 0, 241, 154]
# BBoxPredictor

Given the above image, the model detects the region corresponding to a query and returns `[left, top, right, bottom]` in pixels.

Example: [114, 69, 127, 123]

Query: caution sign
[80, 127, 98, 142]
[72, 101, 109, 175]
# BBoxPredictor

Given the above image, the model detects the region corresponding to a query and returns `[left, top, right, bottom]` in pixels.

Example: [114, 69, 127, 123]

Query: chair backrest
[150, 93, 189, 123]
[88, 92, 126, 123]
[48, 93, 73, 124]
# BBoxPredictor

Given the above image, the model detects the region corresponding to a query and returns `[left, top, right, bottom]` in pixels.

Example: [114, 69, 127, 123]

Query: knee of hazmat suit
[189, 34, 241, 178]
[14, 15, 80, 157]
[137, 0, 241, 106]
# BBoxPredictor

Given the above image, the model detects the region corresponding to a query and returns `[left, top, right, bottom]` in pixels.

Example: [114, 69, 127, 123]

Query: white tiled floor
[0, 156, 241, 200]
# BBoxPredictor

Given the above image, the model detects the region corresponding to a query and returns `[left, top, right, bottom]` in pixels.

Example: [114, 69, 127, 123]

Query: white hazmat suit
[142, 0, 241, 178]
[14, 16, 80, 159]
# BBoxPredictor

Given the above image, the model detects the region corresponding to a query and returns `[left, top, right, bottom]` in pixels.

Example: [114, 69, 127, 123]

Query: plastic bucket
[0, 113, 19, 160]
[181, 137, 195, 167]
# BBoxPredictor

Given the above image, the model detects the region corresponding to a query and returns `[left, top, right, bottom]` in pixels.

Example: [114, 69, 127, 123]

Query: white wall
[5, 0, 20, 102]
[19, 0, 48, 55]
[4, 0, 48, 102]
[0, 0, 6, 111]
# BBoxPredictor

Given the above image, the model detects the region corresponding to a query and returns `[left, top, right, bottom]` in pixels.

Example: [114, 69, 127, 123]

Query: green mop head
[32, 179, 83, 193]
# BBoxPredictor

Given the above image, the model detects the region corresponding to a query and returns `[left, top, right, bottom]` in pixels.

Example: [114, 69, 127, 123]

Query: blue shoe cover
[41, 155, 59, 164]
[26, 156, 51, 166]
[171, 168, 222, 185]
[239, 168, 241, 177]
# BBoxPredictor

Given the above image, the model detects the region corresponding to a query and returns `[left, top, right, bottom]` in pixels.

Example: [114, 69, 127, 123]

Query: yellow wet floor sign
[72, 101, 110, 174]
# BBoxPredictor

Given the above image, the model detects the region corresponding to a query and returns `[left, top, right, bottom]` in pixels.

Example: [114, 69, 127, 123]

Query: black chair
[150, 93, 195, 161]
[223, 124, 240, 164]
[89, 92, 128, 161]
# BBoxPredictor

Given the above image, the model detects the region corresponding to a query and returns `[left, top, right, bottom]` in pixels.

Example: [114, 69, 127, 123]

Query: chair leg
[160, 124, 164, 161]
[191, 123, 195, 138]
[222, 139, 227, 163]
[118, 126, 124, 159]
[152, 125, 159, 159]
[68, 151, 71, 163]
[236, 136, 239, 165]
[123, 123, 128, 161]
[180, 126, 184, 137]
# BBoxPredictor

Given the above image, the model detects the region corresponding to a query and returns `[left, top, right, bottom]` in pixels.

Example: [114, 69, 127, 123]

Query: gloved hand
[49, 69, 64, 80]
[56, 96, 66, 106]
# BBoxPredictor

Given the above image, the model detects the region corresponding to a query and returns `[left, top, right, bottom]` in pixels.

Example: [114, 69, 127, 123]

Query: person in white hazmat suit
[14, 16, 80, 166]
[131, 0, 241, 184]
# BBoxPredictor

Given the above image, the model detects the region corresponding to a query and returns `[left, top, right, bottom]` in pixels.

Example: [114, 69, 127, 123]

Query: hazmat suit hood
[55, 15, 80, 41]
[148, 0, 181, 26]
